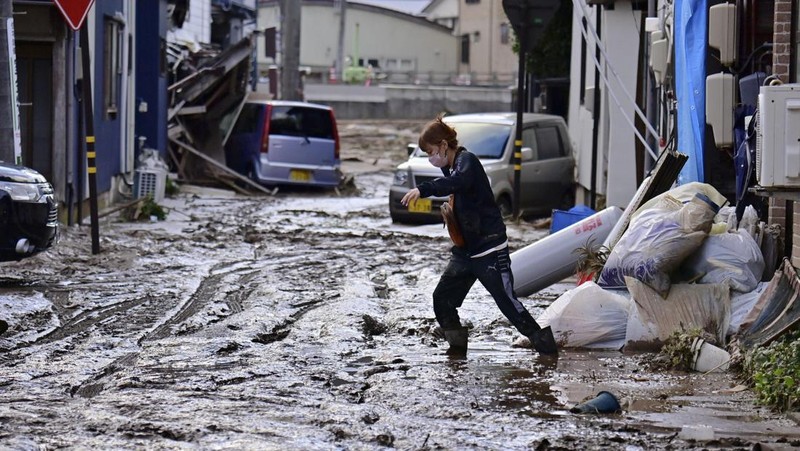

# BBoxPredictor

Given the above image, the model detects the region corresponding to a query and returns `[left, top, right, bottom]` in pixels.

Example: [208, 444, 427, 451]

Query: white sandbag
[681, 229, 764, 293]
[537, 282, 631, 349]
[598, 194, 718, 296]
[728, 282, 768, 336]
[631, 182, 728, 223]
[624, 277, 731, 348]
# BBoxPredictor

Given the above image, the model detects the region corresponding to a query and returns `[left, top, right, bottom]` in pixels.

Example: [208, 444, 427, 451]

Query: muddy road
[1, 121, 798, 450]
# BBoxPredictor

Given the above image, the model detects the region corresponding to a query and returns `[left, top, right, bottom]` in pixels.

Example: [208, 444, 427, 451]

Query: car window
[232, 103, 263, 134]
[535, 126, 564, 160]
[453, 123, 511, 159]
[270, 106, 334, 140]
[522, 127, 537, 157]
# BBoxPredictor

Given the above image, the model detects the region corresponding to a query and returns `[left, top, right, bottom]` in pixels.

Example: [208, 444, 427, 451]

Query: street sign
[502, 0, 560, 53]
[53, 0, 96, 31]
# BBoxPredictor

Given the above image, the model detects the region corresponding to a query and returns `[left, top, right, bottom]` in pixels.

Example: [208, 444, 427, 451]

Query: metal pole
[336, 0, 346, 81]
[645, 0, 657, 172]
[513, 6, 527, 221]
[80, 25, 100, 254]
[590, 5, 601, 210]
[0, 0, 20, 164]
[279, 0, 301, 100]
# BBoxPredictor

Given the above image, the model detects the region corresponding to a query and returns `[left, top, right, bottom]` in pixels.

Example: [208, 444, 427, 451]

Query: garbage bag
[598, 193, 719, 296]
[728, 282, 768, 336]
[681, 229, 764, 293]
[624, 277, 730, 349]
[537, 282, 631, 349]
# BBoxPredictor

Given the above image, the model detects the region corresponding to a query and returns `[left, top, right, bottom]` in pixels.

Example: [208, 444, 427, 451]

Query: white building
[257, 0, 458, 84]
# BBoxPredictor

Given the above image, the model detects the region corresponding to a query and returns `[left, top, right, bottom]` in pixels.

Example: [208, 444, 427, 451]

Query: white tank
[511, 206, 624, 297]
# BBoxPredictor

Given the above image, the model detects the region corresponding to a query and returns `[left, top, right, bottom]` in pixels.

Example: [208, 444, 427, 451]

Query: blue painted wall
[135, 0, 168, 159]
[92, 0, 124, 193]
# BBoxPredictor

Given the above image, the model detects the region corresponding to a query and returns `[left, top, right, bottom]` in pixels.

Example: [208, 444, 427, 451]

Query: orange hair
[418, 114, 458, 150]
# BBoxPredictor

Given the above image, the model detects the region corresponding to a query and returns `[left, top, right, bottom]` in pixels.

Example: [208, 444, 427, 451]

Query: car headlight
[0, 182, 43, 202]
[393, 170, 409, 187]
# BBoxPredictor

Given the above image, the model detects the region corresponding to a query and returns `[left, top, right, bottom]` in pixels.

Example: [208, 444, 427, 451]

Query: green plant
[165, 177, 180, 197]
[572, 238, 609, 277]
[126, 196, 166, 221]
[660, 327, 707, 371]
[742, 331, 800, 412]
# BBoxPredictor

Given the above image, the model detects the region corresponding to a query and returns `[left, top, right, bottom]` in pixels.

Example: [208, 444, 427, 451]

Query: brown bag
[441, 195, 466, 247]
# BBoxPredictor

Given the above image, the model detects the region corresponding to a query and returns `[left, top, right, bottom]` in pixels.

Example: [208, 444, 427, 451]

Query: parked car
[388, 112, 575, 223]
[224, 99, 342, 188]
[0, 162, 58, 261]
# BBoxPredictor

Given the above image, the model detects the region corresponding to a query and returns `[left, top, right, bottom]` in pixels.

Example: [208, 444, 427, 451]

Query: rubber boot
[443, 327, 468, 356]
[528, 326, 558, 355]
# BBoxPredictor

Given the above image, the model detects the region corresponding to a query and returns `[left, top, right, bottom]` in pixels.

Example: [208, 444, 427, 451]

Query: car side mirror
[521, 147, 536, 162]
[407, 143, 417, 156]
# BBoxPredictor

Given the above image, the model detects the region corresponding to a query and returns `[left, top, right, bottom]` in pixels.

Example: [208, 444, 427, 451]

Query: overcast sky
[350, 0, 431, 15]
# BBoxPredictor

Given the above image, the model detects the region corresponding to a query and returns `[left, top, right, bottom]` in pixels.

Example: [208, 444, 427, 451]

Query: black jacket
[417, 147, 507, 256]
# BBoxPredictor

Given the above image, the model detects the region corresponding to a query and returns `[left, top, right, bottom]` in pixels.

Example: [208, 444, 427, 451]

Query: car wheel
[497, 195, 513, 219]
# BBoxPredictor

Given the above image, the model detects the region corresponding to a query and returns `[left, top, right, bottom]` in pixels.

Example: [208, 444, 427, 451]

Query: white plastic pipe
[511, 206, 624, 297]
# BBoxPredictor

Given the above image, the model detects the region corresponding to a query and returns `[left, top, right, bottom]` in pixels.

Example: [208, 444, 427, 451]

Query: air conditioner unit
[756, 84, 800, 187]
[134, 168, 167, 203]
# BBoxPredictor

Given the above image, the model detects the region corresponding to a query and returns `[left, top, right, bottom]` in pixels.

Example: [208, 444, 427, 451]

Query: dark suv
[0, 162, 58, 261]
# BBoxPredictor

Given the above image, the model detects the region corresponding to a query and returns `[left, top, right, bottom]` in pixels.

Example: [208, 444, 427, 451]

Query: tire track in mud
[63, 210, 432, 398]
[69, 253, 339, 397]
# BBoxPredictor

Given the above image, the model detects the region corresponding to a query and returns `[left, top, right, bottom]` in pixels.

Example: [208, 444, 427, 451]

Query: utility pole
[0, 0, 21, 164]
[279, 0, 302, 100]
[336, 0, 346, 81]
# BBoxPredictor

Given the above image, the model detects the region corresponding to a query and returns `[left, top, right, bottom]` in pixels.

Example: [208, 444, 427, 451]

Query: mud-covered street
[1, 121, 799, 450]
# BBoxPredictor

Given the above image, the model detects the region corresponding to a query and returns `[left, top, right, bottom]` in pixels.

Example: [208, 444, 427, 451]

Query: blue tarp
[675, 0, 707, 185]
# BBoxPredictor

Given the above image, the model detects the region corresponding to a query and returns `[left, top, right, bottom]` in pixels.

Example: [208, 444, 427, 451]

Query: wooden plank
[168, 137, 275, 196]
[176, 105, 207, 116]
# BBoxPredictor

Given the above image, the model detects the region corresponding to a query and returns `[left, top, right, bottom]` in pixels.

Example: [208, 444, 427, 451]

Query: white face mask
[428, 148, 449, 168]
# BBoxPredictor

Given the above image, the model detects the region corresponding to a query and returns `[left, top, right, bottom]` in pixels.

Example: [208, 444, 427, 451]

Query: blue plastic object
[569, 391, 622, 414]
[550, 205, 596, 234]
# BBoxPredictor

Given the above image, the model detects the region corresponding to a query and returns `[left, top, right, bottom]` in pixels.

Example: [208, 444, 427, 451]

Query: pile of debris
[538, 179, 797, 373]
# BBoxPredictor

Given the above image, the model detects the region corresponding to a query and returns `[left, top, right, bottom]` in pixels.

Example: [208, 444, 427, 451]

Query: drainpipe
[645, 0, 656, 173]
[590, 5, 601, 210]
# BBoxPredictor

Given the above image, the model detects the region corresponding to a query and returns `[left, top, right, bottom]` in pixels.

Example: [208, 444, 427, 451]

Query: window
[270, 106, 334, 140]
[460, 34, 470, 64]
[500, 23, 510, 44]
[103, 17, 123, 119]
[535, 126, 564, 160]
[522, 128, 537, 158]
[465, 0, 480, 3]
[231, 104, 263, 134]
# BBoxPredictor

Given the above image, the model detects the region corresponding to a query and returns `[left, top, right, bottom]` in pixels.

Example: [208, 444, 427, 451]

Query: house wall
[257, 1, 458, 77]
[457, 0, 515, 79]
[135, 0, 169, 160]
[567, 3, 611, 205]
[91, 0, 124, 195]
[769, 0, 800, 267]
[602, 2, 641, 208]
[423, 0, 458, 30]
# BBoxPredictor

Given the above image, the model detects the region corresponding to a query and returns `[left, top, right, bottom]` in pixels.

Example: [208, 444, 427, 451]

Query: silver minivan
[388, 112, 575, 223]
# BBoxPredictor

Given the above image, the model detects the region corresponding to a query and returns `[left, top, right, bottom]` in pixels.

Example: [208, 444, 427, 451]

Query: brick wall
[771, 0, 797, 265]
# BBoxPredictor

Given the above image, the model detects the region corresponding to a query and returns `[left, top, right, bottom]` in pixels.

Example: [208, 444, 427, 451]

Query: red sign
[53, 0, 96, 31]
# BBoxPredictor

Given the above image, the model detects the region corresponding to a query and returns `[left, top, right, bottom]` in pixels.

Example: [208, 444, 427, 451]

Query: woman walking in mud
[400, 115, 557, 356]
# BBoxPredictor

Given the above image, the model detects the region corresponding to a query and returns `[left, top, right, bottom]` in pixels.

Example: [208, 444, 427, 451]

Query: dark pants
[433, 247, 542, 337]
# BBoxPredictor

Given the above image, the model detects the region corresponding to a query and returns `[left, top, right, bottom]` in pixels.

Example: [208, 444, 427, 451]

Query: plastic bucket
[691, 338, 730, 372]
[569, 391, 622, 414]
